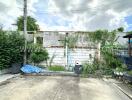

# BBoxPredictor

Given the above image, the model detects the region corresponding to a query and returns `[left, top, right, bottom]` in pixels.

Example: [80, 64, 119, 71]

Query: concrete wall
[0, 68, 11, 75]
[116, 32, 127, 46]
[45, 48, 96, 66]
[34, 32, 96, 48]
[0, 63, 21, 75]
[34, 32, 97, 67]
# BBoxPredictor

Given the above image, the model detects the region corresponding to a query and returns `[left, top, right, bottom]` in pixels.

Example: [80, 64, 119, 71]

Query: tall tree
[17, 16, 39, 31]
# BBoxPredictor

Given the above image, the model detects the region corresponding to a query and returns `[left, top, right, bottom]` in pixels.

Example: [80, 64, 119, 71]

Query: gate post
[65, 33, 69, 70]
[96, 42, 101, 61]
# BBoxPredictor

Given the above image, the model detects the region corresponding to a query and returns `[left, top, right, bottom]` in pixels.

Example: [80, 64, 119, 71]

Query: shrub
[30, 48, 49, 65]
[101, 67, 113, 75]
[115, 67, 126, 72]
[101, 45, 124, 69]
[48, 65, 65, 71]
[82, 63, 95, 74]
[0, 30, 24, 70]
[82, 61, 114, 76]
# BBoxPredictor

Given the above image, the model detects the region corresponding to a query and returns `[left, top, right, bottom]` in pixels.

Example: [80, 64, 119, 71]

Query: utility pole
[23, 0, 27, 65]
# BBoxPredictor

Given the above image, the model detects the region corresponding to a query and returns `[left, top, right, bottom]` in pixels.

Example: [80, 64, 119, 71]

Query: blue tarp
[21, 65, 43, 73]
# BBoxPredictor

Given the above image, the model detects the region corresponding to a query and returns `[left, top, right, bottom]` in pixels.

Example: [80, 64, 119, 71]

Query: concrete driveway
[0, 76, 130, 100]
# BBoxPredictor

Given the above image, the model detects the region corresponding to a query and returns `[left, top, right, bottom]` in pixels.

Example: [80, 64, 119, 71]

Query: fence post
[97, 42, 101, 61]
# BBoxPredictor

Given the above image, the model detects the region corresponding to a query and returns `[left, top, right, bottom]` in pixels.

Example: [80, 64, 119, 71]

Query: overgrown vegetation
[82, 60, 114, 77]
[67, 34, 79, 49]
[60, 33, 79, 57]
[0, 30, 24, 70]
[25, 43, 49, 65]
[30, 45, 49, 66]
[82, 63, 96, 75]
[48, 53, 56, 67]
[48, 65, 65, 71]
[127, 70, 132, 76]
[0, 28, 49, 70]
[82, 28, 126, 77]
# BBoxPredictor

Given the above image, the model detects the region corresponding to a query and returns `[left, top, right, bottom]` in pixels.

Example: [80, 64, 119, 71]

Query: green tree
[17, 16, 39, 31]
[88, 30, 115, 46]
[86, 30, 118, 67]
[87, 30, 110, 61]
[117, 27, 124, 32]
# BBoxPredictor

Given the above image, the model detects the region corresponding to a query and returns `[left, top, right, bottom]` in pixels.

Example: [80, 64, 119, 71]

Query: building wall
[45, 48, 96, 66]
[116, 32, 127, 45]
[39, 32, 96, 48]
[42, 32, 64, 47]
[34, 32, 97, 67]
[33, 31, 127, 67]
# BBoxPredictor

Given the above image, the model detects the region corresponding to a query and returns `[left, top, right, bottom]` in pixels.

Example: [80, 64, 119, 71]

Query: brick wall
[44, 48, 96, 66]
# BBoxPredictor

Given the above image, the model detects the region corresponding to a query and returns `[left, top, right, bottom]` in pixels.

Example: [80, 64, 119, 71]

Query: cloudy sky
[0, 0, 132, 31]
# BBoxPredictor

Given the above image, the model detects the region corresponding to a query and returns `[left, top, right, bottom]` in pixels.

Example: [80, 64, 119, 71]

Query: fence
[34, 31, 128, 69]
[45, 47, 96, 67]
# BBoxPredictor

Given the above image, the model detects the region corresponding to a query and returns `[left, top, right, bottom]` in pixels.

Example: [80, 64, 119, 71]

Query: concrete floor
[0, 76, 130, 100]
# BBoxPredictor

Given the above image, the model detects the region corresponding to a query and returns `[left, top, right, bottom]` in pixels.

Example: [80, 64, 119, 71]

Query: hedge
[0, 30, 24, 70]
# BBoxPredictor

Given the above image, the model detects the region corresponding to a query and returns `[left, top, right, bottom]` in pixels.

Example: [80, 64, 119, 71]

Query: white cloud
[0, 0, 38, 30]
[47, 0, 132, 31]
[37, 21, 71, 31]
[0, 0, 132, 31]
[0, 0, 20, 29]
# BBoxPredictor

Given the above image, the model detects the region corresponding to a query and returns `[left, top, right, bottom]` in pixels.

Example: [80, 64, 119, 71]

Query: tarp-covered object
[21, 65, 43, 73]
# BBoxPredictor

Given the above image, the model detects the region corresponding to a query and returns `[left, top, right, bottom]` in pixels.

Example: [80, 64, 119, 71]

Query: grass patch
[48, 65, 65, 71]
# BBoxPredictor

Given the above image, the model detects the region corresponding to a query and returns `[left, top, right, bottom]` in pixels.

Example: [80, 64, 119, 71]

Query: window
[36, 37, 43, 45]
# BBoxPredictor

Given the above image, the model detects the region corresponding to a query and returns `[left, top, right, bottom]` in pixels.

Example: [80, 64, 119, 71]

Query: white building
[33, 31, 97, 68]
[32, 31, 127, 68]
